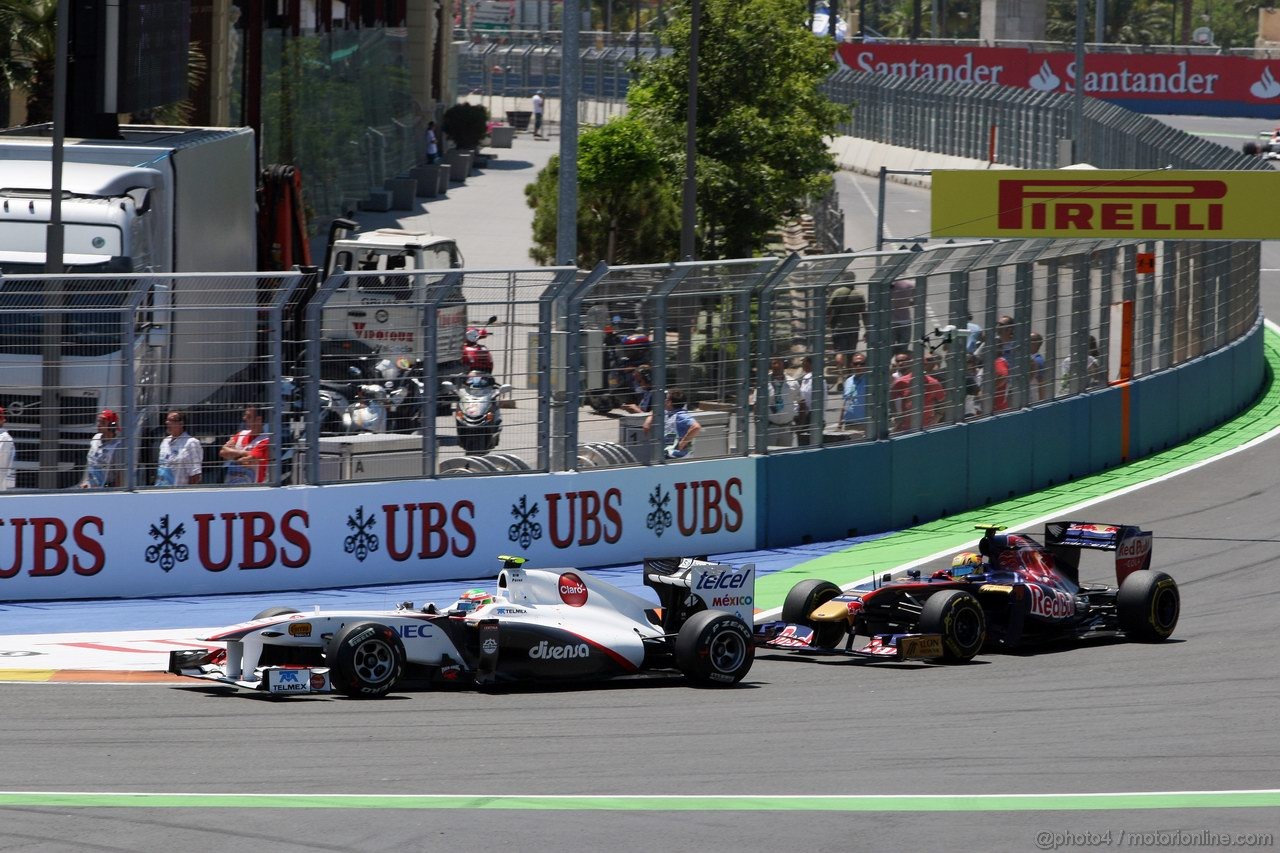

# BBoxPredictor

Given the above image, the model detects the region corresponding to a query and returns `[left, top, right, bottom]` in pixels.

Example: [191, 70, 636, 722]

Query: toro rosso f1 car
[168, 556, 755, 697]
[780, 521, 1180, 662]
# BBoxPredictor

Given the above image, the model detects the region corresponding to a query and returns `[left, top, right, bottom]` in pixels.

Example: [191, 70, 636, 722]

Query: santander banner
[838, 43, 1280, 117]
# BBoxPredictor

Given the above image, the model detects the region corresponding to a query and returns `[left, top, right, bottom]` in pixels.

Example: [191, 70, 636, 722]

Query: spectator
[1029, 331, 1050, 402]
[965, 315, 984, 355]
[991, 352, 1011, 413]
[220, 405, 271, 485]
[621, 365, 654, 414]
[0, 406, 13, 490]
[156, 410, 203, 487]
[996, 314, 1016, 360]
[964, 353, 982, 417]
[1060, 335, 1105, 393]
[643, 389, 701, 459]
[796, 356, 815, 446]
[890, 351, 911, 382]
[764, 357, 800, 432]
[827, 282, 866, 367]
[424, 121, 440, 164]
[889, 355, 945, 432]
[81, 409, 123, 489]
[841, 353, 870, 435]
[532, 90, 545, 137]
[890, 279, 915, 354]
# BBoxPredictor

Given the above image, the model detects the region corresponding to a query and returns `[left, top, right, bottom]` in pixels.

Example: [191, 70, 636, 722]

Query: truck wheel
[675, 611, 753, 687]
[918, 590, 985, 662]
[252, 606, 300, 621]
[781, 579, 846, 649]
[325, 622, 405, 698]
[1117, 571, 1179, 642]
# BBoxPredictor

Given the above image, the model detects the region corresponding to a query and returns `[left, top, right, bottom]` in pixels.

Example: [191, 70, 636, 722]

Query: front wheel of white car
[326, 621, 406, 698]
[675, 611, 753, 687]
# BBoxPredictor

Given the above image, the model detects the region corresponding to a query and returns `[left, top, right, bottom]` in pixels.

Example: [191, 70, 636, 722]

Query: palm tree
[0, 0, 58, 124]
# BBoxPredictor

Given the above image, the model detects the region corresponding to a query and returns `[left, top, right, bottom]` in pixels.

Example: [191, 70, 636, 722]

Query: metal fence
[0, 235, 1257, 490]
[820, 68, 1271, 172]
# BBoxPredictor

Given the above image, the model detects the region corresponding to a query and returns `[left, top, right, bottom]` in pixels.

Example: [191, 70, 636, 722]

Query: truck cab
[321, 228, 467, 373]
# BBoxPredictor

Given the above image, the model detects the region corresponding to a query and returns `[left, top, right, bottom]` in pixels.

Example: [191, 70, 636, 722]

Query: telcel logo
[695, 571, 749, 590]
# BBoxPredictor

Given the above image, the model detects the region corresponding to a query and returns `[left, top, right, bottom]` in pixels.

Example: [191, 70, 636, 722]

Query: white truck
[0, 125, 258, 486]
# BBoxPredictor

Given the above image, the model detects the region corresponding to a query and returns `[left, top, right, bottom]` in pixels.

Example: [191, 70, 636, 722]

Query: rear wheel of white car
[918, 590, 985, 662]
[326, 622, 406, 698]
[252, 606, 300, 621]
[675, 611, 753, 687]
[1117, 571, 1180, 642]
[781, 579, 846, 649]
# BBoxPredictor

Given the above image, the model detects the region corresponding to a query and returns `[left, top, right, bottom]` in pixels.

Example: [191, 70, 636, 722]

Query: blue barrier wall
[759, 318, 1266, 547]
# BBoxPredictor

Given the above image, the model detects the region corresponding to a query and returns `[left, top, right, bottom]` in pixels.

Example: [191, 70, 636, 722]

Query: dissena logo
[558, 572, 588, 607]
[528, 640, 590, 660]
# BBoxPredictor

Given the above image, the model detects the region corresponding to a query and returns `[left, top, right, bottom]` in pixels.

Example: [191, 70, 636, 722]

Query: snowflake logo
[144, 514, 190, 573]
[507, 495, 542, 549]
[646, 485, 673, 537]
[344, 506, 379, 562]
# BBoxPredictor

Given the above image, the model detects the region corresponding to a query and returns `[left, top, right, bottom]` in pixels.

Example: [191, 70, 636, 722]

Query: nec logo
[997, 179, 1226, 232]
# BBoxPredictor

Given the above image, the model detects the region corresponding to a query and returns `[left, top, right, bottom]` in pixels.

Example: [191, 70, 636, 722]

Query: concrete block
[359, 189, 393, 212]
[409, 166, 439, 198]
[489, 125, 515, 148]
[383, 176, 417, 210]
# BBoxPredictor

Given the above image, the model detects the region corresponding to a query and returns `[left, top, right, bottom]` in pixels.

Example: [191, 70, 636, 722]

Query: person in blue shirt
[643, 389, 701, 459]
[841, 353, 869, 436]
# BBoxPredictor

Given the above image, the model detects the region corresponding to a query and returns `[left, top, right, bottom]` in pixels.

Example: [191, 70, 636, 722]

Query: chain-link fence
[0, 236, 1257, 491]
[820, 68, 1271, 172]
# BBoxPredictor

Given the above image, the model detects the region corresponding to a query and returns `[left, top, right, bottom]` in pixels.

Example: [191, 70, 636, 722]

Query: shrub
[441, 103, 489, 150]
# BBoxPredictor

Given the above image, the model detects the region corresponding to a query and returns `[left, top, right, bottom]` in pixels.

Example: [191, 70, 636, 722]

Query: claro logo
[997, 179, 1227, 233]
[558, 572, 589, 607]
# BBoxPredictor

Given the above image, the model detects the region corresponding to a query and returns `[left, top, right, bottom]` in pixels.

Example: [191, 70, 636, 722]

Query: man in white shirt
[532, 90, 545, 137]
[0, 406, 14, 490]
[81, 409, 123, 488]
[156, 410, 203, 487]
[796, 356, 814, 446]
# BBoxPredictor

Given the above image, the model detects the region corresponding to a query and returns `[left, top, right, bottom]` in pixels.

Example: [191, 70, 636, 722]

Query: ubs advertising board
[931, 170, 1280, 239]
[838, 43, 1280, 117]
[0, 461, 757, 601]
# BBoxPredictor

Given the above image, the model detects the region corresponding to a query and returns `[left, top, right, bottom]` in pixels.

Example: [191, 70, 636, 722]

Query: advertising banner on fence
[838, 43, 1280, 117]
[931, 169, 1280, 239]
[0, 461, 758, 601]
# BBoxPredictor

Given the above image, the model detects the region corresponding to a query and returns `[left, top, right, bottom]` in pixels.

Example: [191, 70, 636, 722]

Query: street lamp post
[679, 0, 699, 261]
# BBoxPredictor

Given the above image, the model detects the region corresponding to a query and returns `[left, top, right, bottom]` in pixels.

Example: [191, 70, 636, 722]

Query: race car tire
[1117, 570, 1180, 642]
[781, 579, 846, 649]
[675, 611, 753, 687]
[326, 621, 406, 698]
[252, 606, 300, 621]
[919, 590, 986, 662]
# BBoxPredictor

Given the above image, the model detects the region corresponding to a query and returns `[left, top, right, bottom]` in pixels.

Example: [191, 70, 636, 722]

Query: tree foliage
[525, 116, 680, 266]
[627, 0, 844, 259]
[0, 0, 58, 124]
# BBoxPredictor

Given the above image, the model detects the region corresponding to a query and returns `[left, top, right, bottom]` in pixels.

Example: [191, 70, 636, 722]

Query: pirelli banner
[931, 170, 1280, 240]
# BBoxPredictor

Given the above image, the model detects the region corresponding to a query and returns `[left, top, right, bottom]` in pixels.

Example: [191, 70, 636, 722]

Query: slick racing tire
[1117, 570, 1180, 642]
[252, 606, 300, 621]
[326, 622, 406, 698]
[675, 611, 753, 687]
[781, 579, 846, 649]
[918, 590, 986, 662]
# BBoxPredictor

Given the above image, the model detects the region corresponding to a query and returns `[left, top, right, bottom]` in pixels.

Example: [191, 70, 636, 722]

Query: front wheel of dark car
[781, 578, 846, 649]
[919, 590, 986, 662]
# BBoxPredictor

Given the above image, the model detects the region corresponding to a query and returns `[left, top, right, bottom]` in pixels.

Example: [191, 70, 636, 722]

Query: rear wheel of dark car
[919, 590, 986, 662]
[1117, 571, 1180, 642]
[326, 621, 406, 698]
[675, 611, 753, 687]
[781, 578, 846, 649]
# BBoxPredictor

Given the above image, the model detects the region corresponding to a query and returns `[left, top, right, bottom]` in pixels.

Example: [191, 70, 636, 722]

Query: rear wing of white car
[643, 556, 755, 633]
[1043, 521, 1153, 585]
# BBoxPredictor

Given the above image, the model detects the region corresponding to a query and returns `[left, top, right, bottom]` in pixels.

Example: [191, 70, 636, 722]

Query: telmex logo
[997, 179, 1227, 232]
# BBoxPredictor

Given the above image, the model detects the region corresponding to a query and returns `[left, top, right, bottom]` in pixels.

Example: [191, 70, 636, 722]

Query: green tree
[524, 116, 680, 266]
[0, 0, 58, 124]
[627, 0, 844, 259]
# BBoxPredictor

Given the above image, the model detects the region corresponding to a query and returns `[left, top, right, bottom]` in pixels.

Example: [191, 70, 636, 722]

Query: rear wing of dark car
[1043, 521, 1153, 585]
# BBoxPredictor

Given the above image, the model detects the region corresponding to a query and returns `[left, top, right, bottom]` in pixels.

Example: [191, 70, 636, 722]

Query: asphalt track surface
[4, 135, 1280, 851]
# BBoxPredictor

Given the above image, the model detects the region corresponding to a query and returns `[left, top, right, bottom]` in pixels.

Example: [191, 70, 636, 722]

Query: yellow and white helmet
[950, 551, 984, 577]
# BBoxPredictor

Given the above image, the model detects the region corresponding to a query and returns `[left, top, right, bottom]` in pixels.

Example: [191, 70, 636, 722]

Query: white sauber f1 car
[168, 556, 756, 697]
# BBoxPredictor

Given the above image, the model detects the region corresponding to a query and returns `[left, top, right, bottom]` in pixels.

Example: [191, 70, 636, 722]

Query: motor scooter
[441, 371, 513, 455]
[586, 322, 651, 415]
[461, 315, 500, 374]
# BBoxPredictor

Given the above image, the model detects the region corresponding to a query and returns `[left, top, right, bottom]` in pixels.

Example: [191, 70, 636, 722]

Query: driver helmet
[950, 551, 984, 577]
[458, 589, 495, 611]
[464, 329, 481, 345]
